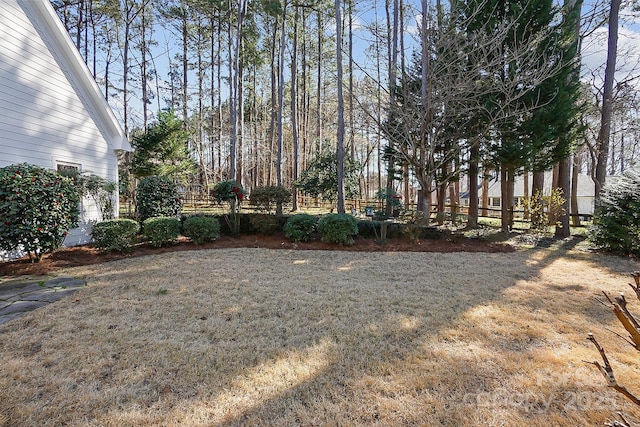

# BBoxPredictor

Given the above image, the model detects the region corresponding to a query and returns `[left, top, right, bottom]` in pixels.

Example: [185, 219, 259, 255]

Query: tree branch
[585, 333, 640, 407]
[602, 291, 640, 351]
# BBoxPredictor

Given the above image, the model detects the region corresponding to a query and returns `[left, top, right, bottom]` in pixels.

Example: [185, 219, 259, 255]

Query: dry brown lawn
[1, 241, 640, 426]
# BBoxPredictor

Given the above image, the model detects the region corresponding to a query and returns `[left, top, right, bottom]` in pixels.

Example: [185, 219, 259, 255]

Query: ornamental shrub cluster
[91, 219, 139, 253]
[182, 216, 221, 244]
[317, 213, 359, 245]
[284, 214, 317, 242]
[590, 168, 640, 256]
[136, 176, 182, 222]
[249, 185, 291, 213]
[0, 163, 79, 262]
[143, 217, 181, 247]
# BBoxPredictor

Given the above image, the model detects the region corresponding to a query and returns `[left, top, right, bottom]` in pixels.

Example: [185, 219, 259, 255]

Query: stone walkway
[0, 277, 87, 325]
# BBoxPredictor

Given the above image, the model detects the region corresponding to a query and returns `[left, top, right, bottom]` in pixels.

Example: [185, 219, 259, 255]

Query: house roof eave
[19, 0, 132, 153]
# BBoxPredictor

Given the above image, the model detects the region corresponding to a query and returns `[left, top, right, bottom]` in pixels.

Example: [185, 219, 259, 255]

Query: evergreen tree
[131, 110, 196, 183]
[453, 0, 581, 231]
[296, 144, 360, 204]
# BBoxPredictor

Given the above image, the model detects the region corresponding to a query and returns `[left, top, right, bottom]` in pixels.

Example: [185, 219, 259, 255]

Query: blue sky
[103, 0, 640, 128]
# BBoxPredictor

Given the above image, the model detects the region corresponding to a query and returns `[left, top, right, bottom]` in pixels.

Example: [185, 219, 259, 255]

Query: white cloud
[581, 11, 640, 87]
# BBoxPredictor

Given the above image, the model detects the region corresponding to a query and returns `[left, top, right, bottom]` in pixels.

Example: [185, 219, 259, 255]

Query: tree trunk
[523, 169, 529, 220]
[594, 0, 621, 200]
[141, 7, 148, 128]
[292, 7, 300, 211]
[122, 5, 131, 136]
[316, 10, 323, 147]
[500, 165, 514, 232]
[374, 2, 383, 194]
[335, 0, 346, 214]
[437, 180, 446, 225]
[268, 19, 278, 186]
[197, 21, 208, 191]
[384, 0, 398, 217]
[236, 55, 244, 186]
[571, 153, 581, 226]
[555, 0, 583, 233]
[481, 172, 489, 217]
[210, 11, 217, 182]
[277, 6, 286, 189]
[182, 10, 188, 125]
[532, 170, 545, 227]
[532, 171, 544, 197]
[216, 28, 223, 181]
[89, 0, 96, 77]
[467, 139, 479, 228]
[348, 0, 355, 160]
[229, 0, 247, 181]
[555, 157, 571, 238]
[228, 8, 236, 180]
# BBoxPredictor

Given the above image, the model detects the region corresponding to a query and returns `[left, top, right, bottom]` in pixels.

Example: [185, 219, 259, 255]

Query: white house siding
[0, 0, 128, 256]
[483, 172, 595, 216]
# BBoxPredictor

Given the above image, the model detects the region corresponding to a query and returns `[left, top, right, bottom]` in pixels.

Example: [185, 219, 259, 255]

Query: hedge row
[91, 213, 446, 253]
[91, 216, 221, 252]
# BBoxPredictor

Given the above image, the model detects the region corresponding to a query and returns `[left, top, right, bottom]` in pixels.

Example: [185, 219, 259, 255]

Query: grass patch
[0, 247, 639, 426]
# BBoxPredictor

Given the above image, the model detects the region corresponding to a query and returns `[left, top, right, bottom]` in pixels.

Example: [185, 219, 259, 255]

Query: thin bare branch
[586, 333, 640, 407]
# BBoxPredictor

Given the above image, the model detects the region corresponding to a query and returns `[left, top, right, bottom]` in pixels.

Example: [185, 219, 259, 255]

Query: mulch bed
[0, 233, 515, 276]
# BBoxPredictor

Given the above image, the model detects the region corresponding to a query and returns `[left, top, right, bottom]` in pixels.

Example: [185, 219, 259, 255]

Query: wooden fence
[121, 193, 592, 228]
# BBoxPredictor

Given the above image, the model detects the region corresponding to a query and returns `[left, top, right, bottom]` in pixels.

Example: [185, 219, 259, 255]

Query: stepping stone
[0, 312, 26, 325]
[0, 290, 21, 300]
[0, 300, 49, 315]
[0, 276, 87, 326]
[47, 279, 86, 289]
[23, 288, 80, 303]
[18, 283, 50, 294]
[44, 277, 76, 286]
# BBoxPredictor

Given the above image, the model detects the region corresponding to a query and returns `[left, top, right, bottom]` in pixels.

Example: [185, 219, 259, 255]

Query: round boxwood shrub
[0, 163, 79, 262]
[136, 176, 182, 222]
[317, 213, 358, 245]
[91, 219, 140, 253]
[143, 216, 181, 247]
[182, 216, 221, 244]
[284, 214, 317, 242]
[589, 168, 640, 255]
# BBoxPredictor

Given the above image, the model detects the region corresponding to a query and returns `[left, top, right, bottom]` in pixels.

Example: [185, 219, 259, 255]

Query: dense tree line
[51, 0, 640, 227]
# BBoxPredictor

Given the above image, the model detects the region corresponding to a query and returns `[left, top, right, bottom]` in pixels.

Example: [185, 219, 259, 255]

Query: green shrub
[522, 188, 566, 230]
[375, 187, 403, 217]
[249, 214, 281, 235]
[182, 216, 221, 244]
[317, 213, 358, 245]
[143, 217, 181, 247]
[400, 210, 430, 242]
[58, 169, 116, 221]
[136, 176, 182, 222]
[211, 180, 244, 206]
[0, 163, 80, 262]
[356, 220, 381, 238]
[284, 214, 317, 242]
[589, 168, 640, 255]
[91, 219, 140, 253]
[249, 186, 291, 213]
